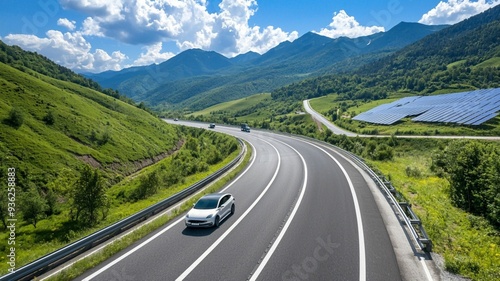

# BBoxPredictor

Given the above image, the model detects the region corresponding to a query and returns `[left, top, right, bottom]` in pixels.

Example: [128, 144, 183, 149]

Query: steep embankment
[0, 61, 181, 185]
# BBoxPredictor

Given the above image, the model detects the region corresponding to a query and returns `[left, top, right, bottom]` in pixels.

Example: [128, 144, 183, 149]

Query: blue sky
[0, 0, 498, 73]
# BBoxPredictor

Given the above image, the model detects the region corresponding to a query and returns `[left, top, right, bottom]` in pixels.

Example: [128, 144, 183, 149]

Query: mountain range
[86, 22, 448, 111]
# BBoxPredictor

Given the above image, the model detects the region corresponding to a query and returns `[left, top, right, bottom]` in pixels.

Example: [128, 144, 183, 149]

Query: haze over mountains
[86, 22, 448, 111]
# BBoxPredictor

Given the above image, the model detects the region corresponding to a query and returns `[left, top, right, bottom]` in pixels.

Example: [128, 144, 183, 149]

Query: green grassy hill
[0, 58, 248, 275]
[0, 61, 181, 187]
[190, 93, 271, 116]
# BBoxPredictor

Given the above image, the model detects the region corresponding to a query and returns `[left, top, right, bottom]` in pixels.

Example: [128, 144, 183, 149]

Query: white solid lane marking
[420, 257, 434, 281]
[249, 139, 308, 281]
[299, 139, 366, 281]
[175, 139, 281, 281]
[81, 142, 258, 281]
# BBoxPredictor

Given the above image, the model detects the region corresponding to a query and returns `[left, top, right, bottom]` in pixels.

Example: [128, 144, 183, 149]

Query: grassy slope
[0, 62, 179, 181]
[0, 62, 247, 273]
[190, 93, 271, 116]
[370, 140, 499, 281]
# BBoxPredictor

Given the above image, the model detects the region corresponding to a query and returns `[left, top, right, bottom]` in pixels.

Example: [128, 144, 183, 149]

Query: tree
[133, 171, 160, 200]
[20, 184, 47, 228]
[45, 188, 58, 216]
[6, 107, 24, 128]
[72, 165, 108, 225]
[43, 110, 55, 125]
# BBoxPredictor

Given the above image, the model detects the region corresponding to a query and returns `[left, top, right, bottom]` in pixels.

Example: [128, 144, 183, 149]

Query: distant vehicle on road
[209, 123, 216, 128]
[185, 193, 235, 228]
[241, 123, 250, 132]
[174, 118, 179, 121]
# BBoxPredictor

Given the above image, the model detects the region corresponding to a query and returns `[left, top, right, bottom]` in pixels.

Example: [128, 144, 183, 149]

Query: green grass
[369, 140, 500, 281]
[447, 59, 467, 69]
[0, 145, 242, 274]
[0, 62, 180, 181]
[308, 92, 500, 136]
[309, 95, 401, 116]
[190, 93, 271, 116]
[474, 56, 500, 68]
[45, 143, 253, 281]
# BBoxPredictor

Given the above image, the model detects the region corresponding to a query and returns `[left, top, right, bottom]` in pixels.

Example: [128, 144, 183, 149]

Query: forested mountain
[271, 5, 500, 102]
[87, 22, 446, 111]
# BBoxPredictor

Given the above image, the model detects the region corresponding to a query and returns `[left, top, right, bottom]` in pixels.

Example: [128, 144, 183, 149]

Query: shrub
[405, 166, 422, 178]
[6, 107, 24, 128]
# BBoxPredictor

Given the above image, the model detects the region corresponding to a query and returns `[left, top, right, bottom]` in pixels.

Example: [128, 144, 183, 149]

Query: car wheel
[230, 204, 235, 215]
[214, 216, 220, 227]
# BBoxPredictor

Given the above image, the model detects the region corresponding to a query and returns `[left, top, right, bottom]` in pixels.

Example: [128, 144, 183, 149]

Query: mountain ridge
[86, 21, 448, 110]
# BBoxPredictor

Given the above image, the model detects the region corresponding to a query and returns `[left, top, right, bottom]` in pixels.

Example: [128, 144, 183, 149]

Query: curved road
[304, 99, 500, 140]
[74, 120, 432, 281]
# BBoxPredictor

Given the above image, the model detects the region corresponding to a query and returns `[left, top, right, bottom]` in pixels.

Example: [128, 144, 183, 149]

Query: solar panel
[352, 88, 500, 126]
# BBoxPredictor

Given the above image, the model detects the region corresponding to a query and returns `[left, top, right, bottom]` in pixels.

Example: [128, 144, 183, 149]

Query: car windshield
[194, 197, 219, 209]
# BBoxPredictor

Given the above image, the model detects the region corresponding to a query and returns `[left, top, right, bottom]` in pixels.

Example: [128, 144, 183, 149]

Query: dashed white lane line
[249, 139, 308, 281]
[81, 142, 259, 281]
[175, 139, 281, 281]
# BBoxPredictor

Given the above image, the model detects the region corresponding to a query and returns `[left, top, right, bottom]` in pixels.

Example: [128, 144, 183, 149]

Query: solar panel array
[352, 88, 500, 125]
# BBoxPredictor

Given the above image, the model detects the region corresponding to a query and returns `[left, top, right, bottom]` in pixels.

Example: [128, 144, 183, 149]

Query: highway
[74, 120, 431, 281]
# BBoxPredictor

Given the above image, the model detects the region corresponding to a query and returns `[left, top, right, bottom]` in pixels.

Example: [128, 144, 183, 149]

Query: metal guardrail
[261, 129, 433, 253]
[343, 151, 433, 252]
[1, 139, 245, 281]
[267, 130, 433, 253]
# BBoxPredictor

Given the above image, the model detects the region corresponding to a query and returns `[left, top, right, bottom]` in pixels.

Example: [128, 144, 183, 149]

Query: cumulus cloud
[133, 42, 176, 66]
[315, 10, 385, 39]
[3, 31, 127, 72]
[419, 0, 500, 25]
[61, 0, 298, 57]
[57, 18, 77, 30]
[6, 0, 298, 71]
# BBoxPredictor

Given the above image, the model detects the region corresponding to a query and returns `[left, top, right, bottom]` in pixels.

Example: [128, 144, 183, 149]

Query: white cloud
[315, 10, 385, 39]
[60, 0, 298, 57]
[6, 0, 297, 71]
[81, 17, 105, 37]
[3, 31, 127, 72]
[419, 0, 500, 25]
[133, 42, 176, 66]
[57, 18, 77, 30]
[208, 0, 298, 56]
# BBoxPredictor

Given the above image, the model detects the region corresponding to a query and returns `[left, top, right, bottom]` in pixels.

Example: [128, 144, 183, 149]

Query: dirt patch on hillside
[77, 155, 102, 168]
[107, 139, 184, 176]
[76, 139, 184, 176]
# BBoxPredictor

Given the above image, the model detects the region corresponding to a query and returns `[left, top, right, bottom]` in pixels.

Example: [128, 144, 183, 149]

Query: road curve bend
[72, 120, 438, 281]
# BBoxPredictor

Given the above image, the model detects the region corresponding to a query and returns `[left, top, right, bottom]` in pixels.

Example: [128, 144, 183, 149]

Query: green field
[0, 62, 180, 181]
[474, 56, 500, 68]
[309, 93, 500, 136]
[190, 93, 271, 116]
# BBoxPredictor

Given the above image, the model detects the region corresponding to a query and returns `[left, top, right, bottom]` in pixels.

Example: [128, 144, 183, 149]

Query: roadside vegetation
[187, 93, 500, 280]
[0, 61, 241, 274]
[309, 94, 500, 136]
[369, 139, 500, 281]
[0, 127, 239, 274]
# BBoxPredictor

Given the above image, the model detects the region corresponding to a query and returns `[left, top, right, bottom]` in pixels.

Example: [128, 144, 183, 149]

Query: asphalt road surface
[75, 120, 432, 281]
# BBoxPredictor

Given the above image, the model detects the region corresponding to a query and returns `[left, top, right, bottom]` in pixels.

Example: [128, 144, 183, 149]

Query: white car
[185, 193, 235, 228]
